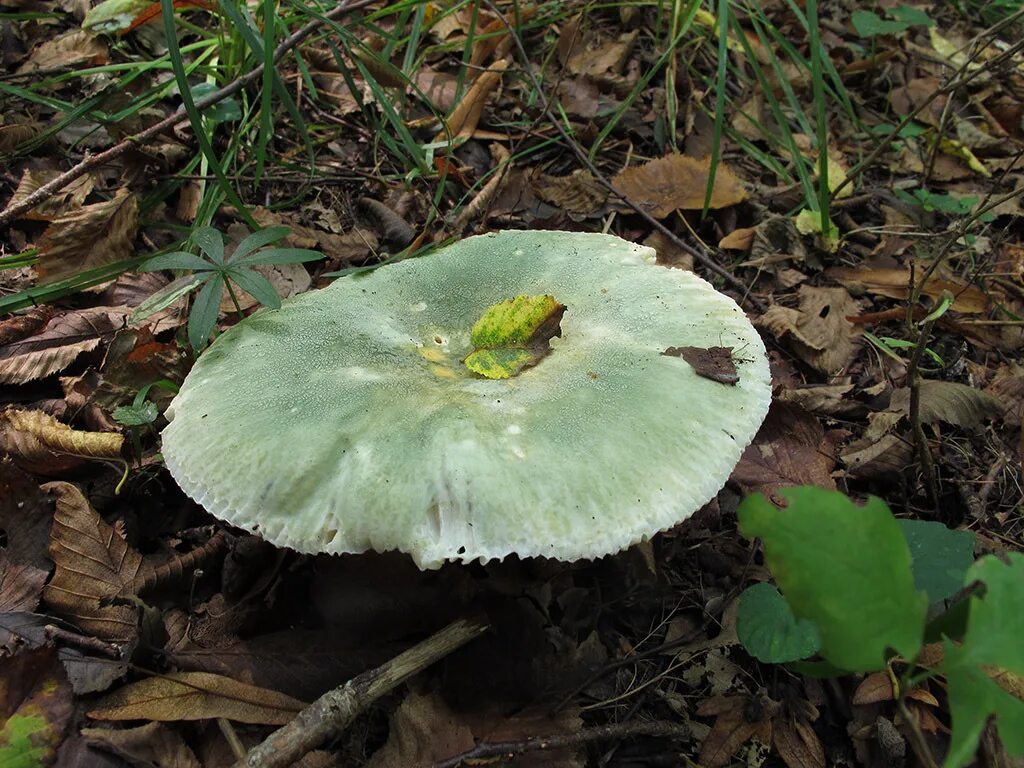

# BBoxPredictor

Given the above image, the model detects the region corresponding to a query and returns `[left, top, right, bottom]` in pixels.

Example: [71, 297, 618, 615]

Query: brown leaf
[773, 714, 825, 768]
[41, 481, 142, 643]
[719, 226, 757, 251]
[1, 408, 123, 462]
[757, 286, 861, 374]
[0, 122, 40, 153]
[613, 154, 747, 217]
[83, 723, 201, 768]
[841, 433, 914, 481]
[698, 698, 772, 768]
[985, 363, 1024, 428]
[890, 381, 1005, 430]
[0, 306, 54, 347]
[534, 169, 608, 218]
[35, 188, 139, 283]
[890, 78, 946, 127]
[0, 459, 53, 569]
[558, 17, 637, 78]
[828, 266, 988, 314]
[0, 647, 74, 764]
[0, 552, 49, 649]
[438, 58, 508, 141]
[852, 671, 895, 705]
[663, 346, 738, 385]
[16, 29, 107, 73]
[2, 168, 94, 222]
[88, 672, 305, 725]
[0, 306, 128, 384]
[730, 401, 837, 503]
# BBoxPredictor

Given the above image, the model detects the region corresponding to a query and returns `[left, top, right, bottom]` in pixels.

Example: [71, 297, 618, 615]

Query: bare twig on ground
[424, 719, 694, 768]
[0, 0, 378, 228]
[239, 617, 489, 768]
[44, 625, 122, 658]
[479, 0, 764, 311]
[907, 307, 941, 509]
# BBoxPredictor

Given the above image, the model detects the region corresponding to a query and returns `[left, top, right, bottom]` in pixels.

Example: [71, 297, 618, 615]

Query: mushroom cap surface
[162, 230, 772, 568]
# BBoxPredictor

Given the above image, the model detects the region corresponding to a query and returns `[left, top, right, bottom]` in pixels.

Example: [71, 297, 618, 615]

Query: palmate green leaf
[191, 226, 225, 265]
[227, 268, 281, 310]
[897, 519, 975, 603]
[738, 582, 821, 663]
[140, 251, 214, 272]
[188, 274, 224, 350]
[942, 553, 1024, 768]
[228, 225, 290, 262]
[738, 487, 927, 672]
[113, 401, 159, 426]
[130, 272, 206, 324]
[231, 247, 324, 267]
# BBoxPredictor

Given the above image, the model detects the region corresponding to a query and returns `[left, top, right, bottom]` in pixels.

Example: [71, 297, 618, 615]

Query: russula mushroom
[162, 231, 771, 569]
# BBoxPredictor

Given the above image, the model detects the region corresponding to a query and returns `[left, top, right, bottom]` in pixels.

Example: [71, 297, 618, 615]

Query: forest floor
[1, 0, 1023, 766]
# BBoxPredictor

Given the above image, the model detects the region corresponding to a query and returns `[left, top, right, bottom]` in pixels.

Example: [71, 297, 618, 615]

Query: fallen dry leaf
[41, 481, 142, 643]
[890, 381, 1004, 430]
[0, 306, 128, 385]
[613, 154, 747, 216]
[83, 722, 201, 767]
[0, 408, 123, 465]
[438, 58, 508, 142]
[2, 168, 94, 222]
[719, 226, 757, 251]
[533, 169, 608, 218]
[0, 647, 74, 765]
[757, 285, 861, 374]
[828, 266, 988, 314]
[0, 551, 49, 649]
[772, 706, 825, 768]
[16, 29, 107, 73]
[985, 363, 1024, 428]
[730, 401, 838, 504]
[697, 695, 773, 768]
[663, 346, 739, 385]
[88, 671, 305, 725]
[0, 460, 53, 569]
[35, 188, 139, 283]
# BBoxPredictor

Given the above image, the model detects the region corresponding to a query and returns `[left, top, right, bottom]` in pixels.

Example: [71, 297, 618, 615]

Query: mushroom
[161, 230, 771, 569]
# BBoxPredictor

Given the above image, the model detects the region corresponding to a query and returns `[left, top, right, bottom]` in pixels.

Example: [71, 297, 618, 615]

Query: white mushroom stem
[238, 617, 489, 768]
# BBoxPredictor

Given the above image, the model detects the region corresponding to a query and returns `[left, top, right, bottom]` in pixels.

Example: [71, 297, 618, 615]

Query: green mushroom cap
[162, 230, 771, 568]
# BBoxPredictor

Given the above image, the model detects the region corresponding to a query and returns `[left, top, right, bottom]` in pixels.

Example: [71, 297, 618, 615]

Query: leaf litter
[0, 0, 1023, 766]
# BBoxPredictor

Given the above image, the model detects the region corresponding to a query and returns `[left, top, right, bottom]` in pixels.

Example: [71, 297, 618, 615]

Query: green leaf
[82, 0, 152, 32]
[191, 226, 225, 265]
[113, 401, 159, 426]
[851, 10, 909, 36]
[140, 251, 214, 272]
[465, 295, 566, 379]
[464, 348, 536, 380]
[0, 648, 72, 768]
[942, 554, 1024, 768]
[130, 272, 206, 324]
[889, 5, 934, 26]
[227, 268, 281, 310]
[738, 487, 927, 672]
[228, 226, 291, 262]
[190, 83, 241, 124]
[897, 519, 975, 603]
[737, 582, 822, 663]
[232, 247, 324, 266]
[188, 274, 224, 350]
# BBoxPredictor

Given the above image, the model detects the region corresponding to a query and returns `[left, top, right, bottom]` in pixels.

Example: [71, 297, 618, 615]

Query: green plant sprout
[113, 379, 181, 460]
[135, 225, 323, 350]
[737, 486, 1024, 768]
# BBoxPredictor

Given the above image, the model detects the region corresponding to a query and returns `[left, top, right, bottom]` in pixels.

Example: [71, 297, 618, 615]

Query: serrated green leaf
[113, 401, 159, 426]
[897, 519, 975, 604]
[738, 487, 927, 672]
[737, 583, 821, 663]
[942, 554, 1024, 768]
[228, 226, 290, 262]
[227, 268, 281, 310]
[188, 275, 224, 350]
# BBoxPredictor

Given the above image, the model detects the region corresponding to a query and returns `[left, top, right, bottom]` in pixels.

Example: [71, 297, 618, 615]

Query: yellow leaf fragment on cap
[465, 294, 566, 379]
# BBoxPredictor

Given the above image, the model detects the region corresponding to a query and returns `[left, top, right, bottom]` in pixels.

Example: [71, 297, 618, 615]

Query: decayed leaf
[0, 409, 123, 463]
[368, 691, 583, 768]
[0, 122, 41, 153]
[757, 286, 861, 374]
[88, 672, 305, 725]
[773, 707, 825, 768]
[82, 723, 201, 767]
[2, 169, 94, 222]
[35, 188, 139, 283]
[828, 267, 988, 314]
[438, 58, 508, 141]
[533, 170, 608, 218]
[890, 381, 1004, 430]
[612, 154, 747, 217]
[985, 363, 1024, 427]
[41, 482, 142, 643]
[0, 460, 53, 569]
[662, 346, 738, 385]
[15, 29, 108, 73]
[730, 401, 837, 505]
[0, 306, 128, 385]
[697, 696, 773, 768]
[0, 552, 50, 650]
[0, 647, 74, 768]
[558, 16, 637, 78]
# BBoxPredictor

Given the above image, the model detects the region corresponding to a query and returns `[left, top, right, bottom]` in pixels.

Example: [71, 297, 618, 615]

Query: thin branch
[239, 617, 489, 768]
[424, 719, 694, 768]
[0, 0, 378, 228]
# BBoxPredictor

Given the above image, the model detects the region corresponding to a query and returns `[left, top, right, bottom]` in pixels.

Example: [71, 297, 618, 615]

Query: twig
[424, 719, 693, 768]
[479, 0, 764, 311]
[44, 625, 123, 659]
[239, 617, 489, 768]
[0, 0, 379, 228]
[897, 697, 941, 768]
[907, 310, 941, 509]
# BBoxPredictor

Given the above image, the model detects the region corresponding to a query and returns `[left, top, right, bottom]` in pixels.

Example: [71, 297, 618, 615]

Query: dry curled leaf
[0, 306, 128, 385]
[612, 154, 747, 217]
[2, 169, 94, 222]
[35, 188, 139, 283]
[88, 671, 305, 725]
[16, 29, 108, 73]
[41, 481, 142, 643]
[828, 267, 988, 314]
[1, 408, 123, 461]
[890, 381, 1004, 430]
[697, 696, 773, 768]
[438, 58, 508, 142]
[757, 286, 861, 374]
[533, 170, 608, 218]
[662, 346, 738, 385]
[82, 722, 201, 767]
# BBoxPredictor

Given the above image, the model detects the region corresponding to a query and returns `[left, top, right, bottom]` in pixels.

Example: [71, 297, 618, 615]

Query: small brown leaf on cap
[663, 346, 738, 385]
